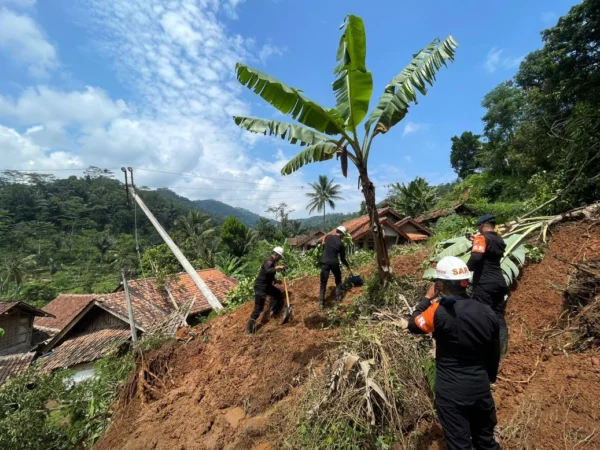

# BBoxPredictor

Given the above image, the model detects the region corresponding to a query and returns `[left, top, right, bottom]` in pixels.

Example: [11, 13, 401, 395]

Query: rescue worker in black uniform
[319, 225, 350, 309]
[245, 246, 285, 334]
[467, 214, 509, 356]
[408, 256, 501, 450]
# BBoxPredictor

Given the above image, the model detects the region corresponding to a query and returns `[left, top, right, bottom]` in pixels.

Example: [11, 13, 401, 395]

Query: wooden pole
[127, 186, 223, 311]
[122, 271, 138, 342]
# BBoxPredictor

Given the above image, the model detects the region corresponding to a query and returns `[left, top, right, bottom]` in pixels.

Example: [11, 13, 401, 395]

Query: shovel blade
[282, 306, 293, 324]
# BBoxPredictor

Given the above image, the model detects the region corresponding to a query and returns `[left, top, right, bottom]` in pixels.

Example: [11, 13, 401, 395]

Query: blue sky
[0, 0, 578, 218]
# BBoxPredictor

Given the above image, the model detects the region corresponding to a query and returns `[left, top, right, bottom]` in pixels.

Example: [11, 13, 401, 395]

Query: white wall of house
[66, 362, 96, 385]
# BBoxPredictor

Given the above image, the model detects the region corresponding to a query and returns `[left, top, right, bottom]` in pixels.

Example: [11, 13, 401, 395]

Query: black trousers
[435, 394, 500, 450]
[249, 285, 283, 321]
[473, 285, 509, 357]
[320, 263, 342, 293]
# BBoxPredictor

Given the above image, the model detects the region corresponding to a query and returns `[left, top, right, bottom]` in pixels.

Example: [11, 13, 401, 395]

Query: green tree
[306, 175, 344, 231]
[450, 131, 483, 179]
[391, 177, 436, 217]
[221, 216, 248, 257]
[287, 220, 305, 236]
[254, 218, 278, 242]
[1, 255, 36, 298]
[19, 282, 58, 307]
[93, 234, 115, 263]
[266, 203, 294, 234]
[233, 15, 457, 281]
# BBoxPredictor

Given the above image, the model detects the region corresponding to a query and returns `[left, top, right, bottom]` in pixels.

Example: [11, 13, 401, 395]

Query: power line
[146, 185, 307, 192]
[135, 168, 309, 188]
[1, 168, 120, 172]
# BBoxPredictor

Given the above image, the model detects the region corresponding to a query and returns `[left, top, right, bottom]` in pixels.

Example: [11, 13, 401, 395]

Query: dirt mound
[95, 253, 426, 450]
[493, 222, 600, 449]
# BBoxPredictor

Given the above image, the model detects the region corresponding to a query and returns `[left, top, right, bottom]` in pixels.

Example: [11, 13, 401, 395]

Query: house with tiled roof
[36, 268, 237, 381]
[416, 202, 475, 226]
[0, 301, 53, 384]
[289, 230, 326, 253]
[329, 207, 431, 250]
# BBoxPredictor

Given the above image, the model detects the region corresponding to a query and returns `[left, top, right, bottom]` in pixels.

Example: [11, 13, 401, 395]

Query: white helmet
[273, 246, 284, 257]
[336, 226, 347, 234]
[435, 256, 470, 280]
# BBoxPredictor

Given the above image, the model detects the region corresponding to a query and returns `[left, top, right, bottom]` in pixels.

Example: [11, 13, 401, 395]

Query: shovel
[282, 277, 293, 324]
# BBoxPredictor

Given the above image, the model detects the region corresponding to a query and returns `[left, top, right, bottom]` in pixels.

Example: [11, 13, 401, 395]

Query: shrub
[0, 350, 134, 450]
[19, 282, 58, 308]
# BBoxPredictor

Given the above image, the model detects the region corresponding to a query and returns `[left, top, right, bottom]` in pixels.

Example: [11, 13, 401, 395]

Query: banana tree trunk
[358, 168, 392, 284]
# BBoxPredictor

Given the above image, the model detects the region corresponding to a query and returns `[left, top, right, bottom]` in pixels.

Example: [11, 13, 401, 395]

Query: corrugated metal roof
[40, 329, 130, 372]
[0, 352, 35, 384]
[35, 295, 96, 332]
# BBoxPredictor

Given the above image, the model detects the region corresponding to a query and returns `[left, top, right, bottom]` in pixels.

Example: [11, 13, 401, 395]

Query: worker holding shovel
[319, 226, 350, 309]
[245, 247, 285, 334]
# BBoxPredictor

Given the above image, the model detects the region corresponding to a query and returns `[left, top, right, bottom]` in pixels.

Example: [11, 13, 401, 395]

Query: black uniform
[320, 234, 349, 303]
[409, 294, 501, 450]
[467, 231, 509, 355]
[249, 257, 283, 323]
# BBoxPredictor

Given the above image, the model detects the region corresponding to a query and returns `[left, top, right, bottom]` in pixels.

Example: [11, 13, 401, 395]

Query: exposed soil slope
[95, 252, 426, 450]
[494, 221, 600, 450]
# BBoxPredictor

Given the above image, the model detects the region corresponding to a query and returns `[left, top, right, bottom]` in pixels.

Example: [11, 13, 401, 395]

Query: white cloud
[0, 86, 128, 126]
[258, 43, 283, 64]
[0, 7, 57, 77]
[541, 11, 557, 26]
[0, 124, 83, 170]
[402, 121, 427, 137]
[484, 47, 523, 74]
[0, 0, 322, 215]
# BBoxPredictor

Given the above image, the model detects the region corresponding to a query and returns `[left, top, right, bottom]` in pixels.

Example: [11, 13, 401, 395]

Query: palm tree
[391, 177, 436, 217]
[287, 220, 305, 236]
[94, 234, 115, 263]
[175, 211, 214, 241]
[1, 254, 36, 298]
[232, 15, 457, 282]
[306, 175, 344, 230]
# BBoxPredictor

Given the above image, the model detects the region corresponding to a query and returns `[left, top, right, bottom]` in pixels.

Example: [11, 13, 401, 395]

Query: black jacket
[467, 231, 507, 291]
[408, 294, 500, 401]
[321, 234, 349, 267]
[254, 257, 278, 289]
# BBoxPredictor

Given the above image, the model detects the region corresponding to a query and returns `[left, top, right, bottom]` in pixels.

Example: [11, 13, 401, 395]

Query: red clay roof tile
[40, 329, 130, 372]
[35, 295, 96, 332]
[0, 352, 35, 384]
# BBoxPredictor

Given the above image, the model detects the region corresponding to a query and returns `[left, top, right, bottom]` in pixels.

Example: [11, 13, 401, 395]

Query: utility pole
[122, 270, 138, 342]
[121, 168, 223, 311]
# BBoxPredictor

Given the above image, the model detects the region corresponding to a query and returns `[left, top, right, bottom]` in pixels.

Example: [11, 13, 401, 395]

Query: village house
[288, 230, 326, 253]
[29, 268, 237, 382]
[331, 207, 432, 251]
[0, 301, 53, 384]
[35, 269, 237, 380]
[416, 202, 475, 227]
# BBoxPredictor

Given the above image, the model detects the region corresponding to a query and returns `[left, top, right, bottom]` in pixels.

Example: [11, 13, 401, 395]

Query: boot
[335, 285, 343, 302]
[245, 319, 257, 334]
[319, 286, 326, 310]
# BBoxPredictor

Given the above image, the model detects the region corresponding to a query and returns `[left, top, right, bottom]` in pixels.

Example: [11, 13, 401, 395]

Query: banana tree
[233, 15, 458, 282]
[423, 234, 527, 287]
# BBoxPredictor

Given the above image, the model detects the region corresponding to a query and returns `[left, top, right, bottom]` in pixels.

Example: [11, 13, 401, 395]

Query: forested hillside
[0, 169, 201, 302]
[193, 199, 265, 227]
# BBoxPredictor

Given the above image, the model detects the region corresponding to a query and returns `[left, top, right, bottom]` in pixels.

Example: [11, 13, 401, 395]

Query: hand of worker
[275, 265, 285, 272]
[466, 232, 474, 241]
[424, 282, 439, 301]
